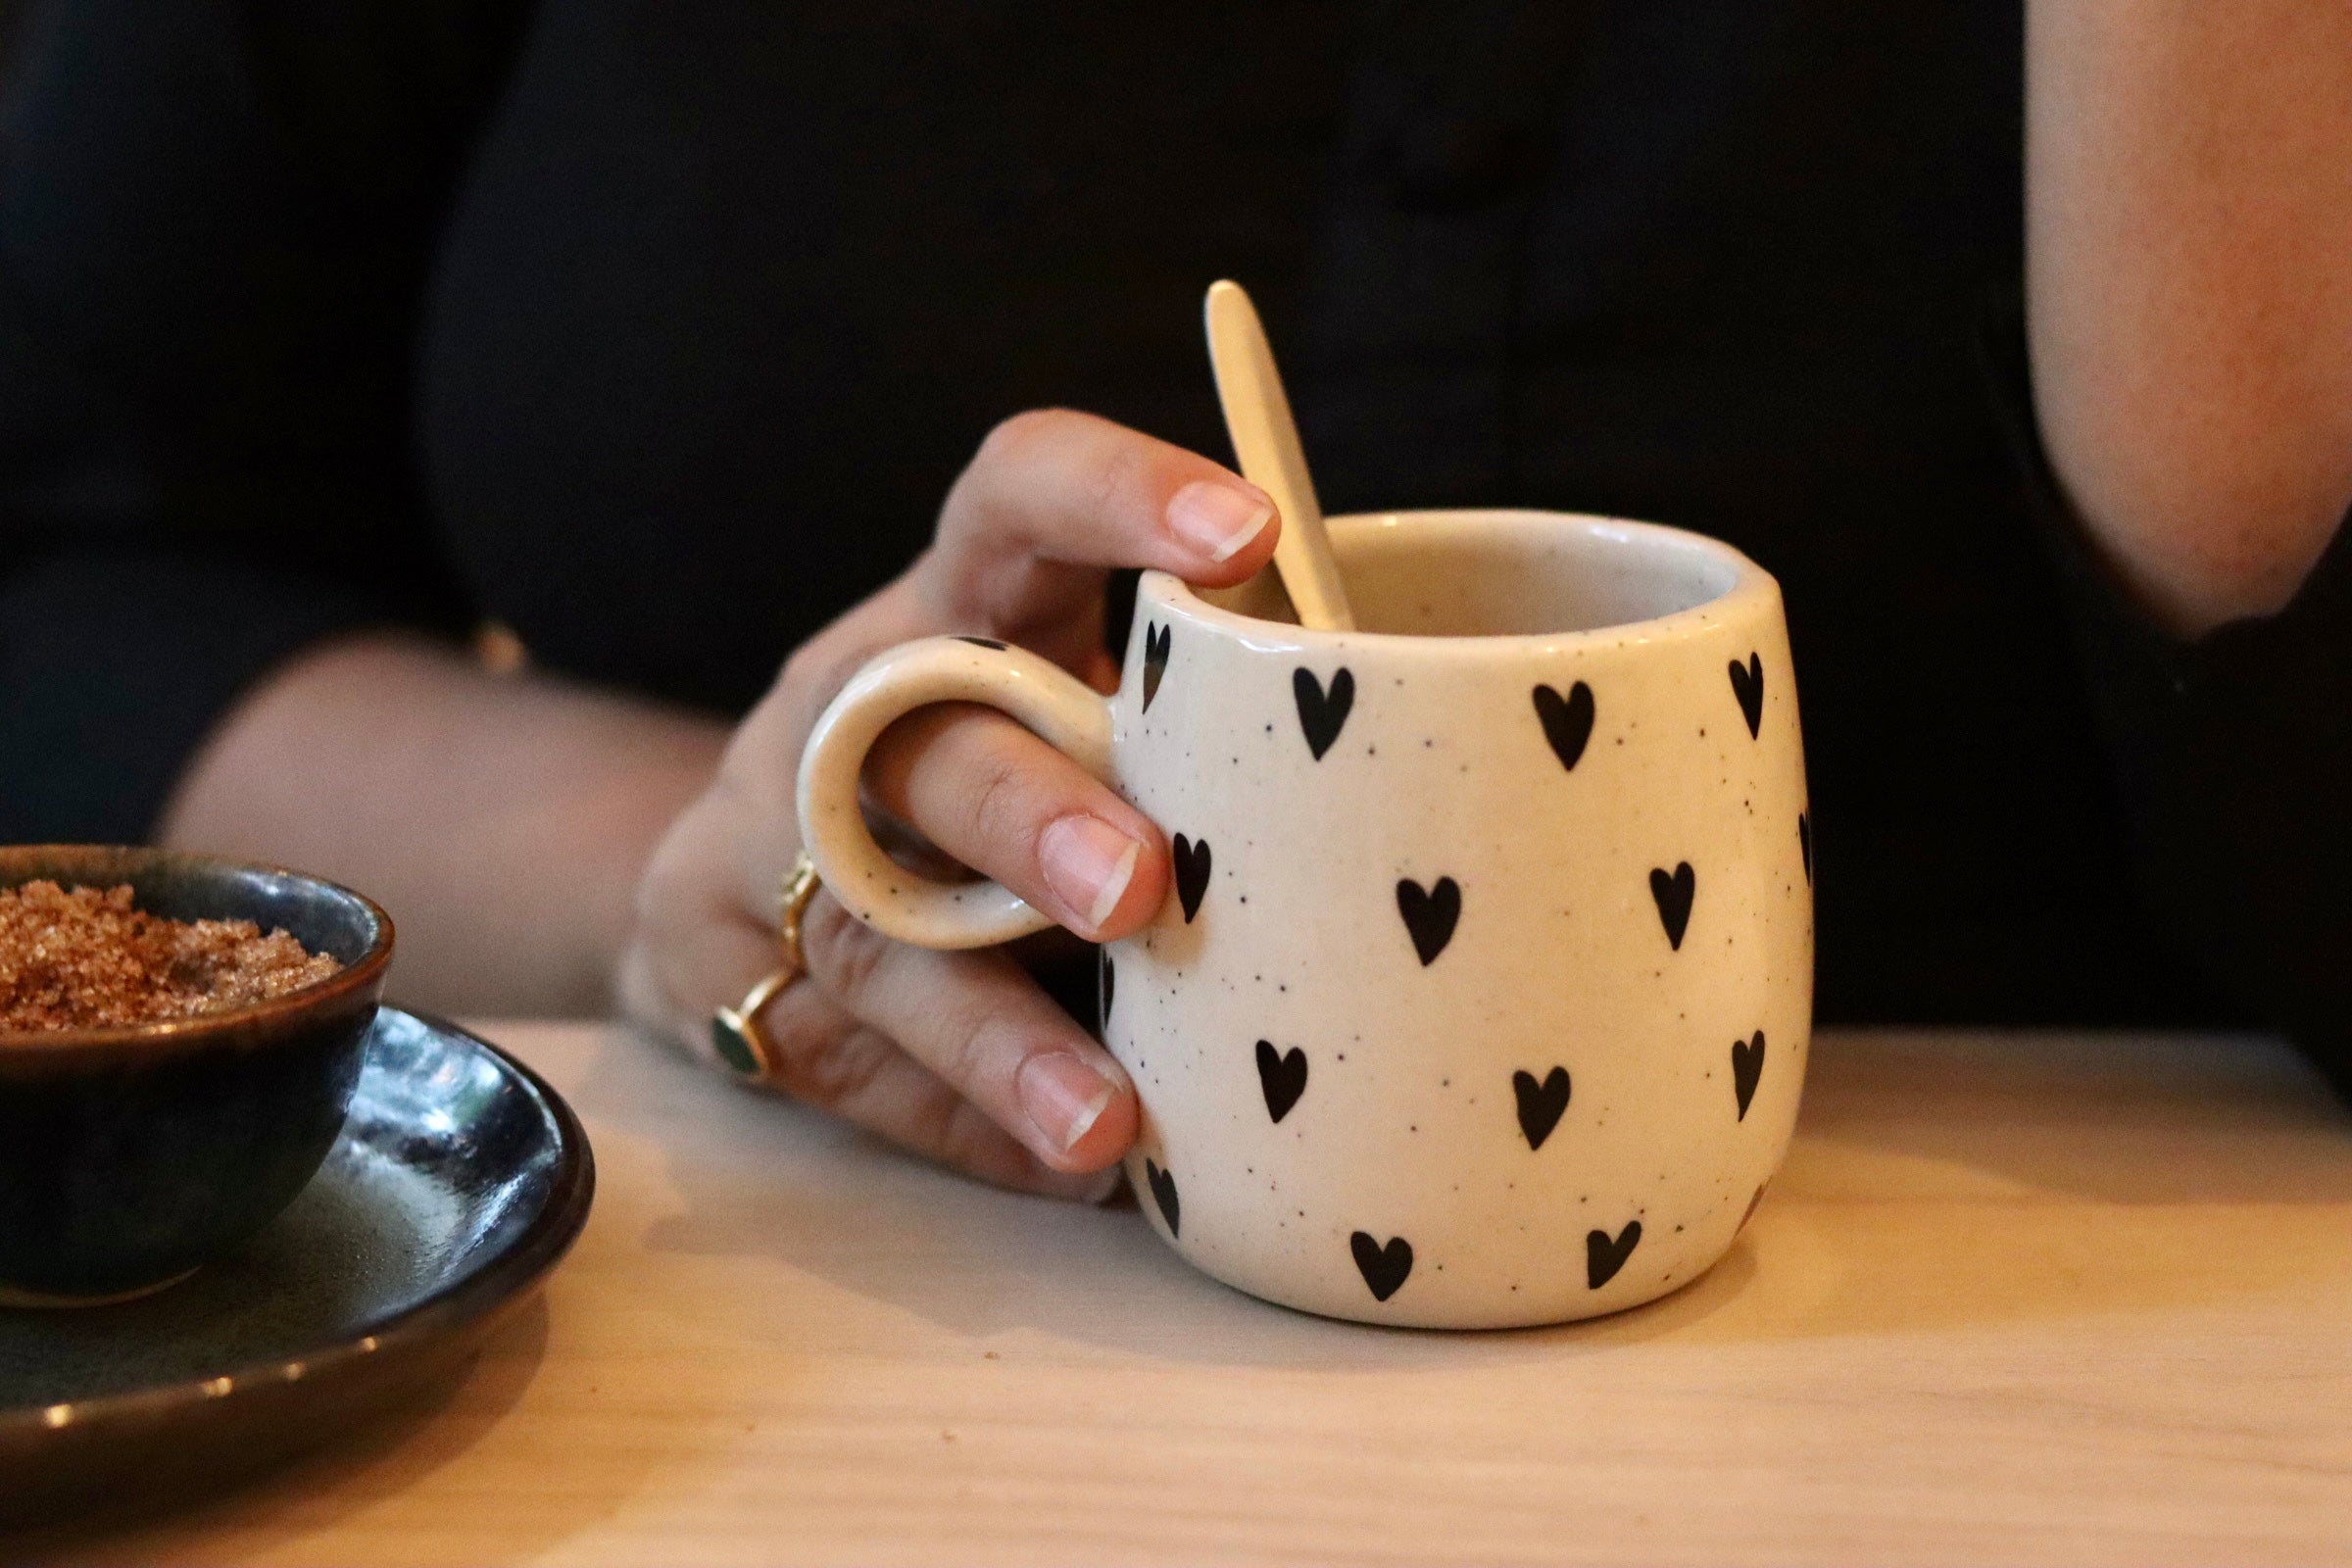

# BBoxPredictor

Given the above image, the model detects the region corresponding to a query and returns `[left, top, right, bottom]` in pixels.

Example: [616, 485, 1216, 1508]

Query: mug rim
[1144, 508, 1779, 652]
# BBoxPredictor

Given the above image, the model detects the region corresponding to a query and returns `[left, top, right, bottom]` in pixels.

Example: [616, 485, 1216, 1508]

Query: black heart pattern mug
[799, 510, 1812, 1327]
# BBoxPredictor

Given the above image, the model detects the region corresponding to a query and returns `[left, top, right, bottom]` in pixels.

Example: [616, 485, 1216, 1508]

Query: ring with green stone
[710, 850, 825, 1081]
[710, 966, 798, 1080]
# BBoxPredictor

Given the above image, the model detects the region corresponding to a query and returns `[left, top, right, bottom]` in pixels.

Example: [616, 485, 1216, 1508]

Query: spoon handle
[1204, 280, 1357, 631]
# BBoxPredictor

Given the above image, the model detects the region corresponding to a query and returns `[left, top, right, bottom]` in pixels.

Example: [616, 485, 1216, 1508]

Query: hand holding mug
[801, 509, 1814, 1327]
[619, 410, 1281, 1198]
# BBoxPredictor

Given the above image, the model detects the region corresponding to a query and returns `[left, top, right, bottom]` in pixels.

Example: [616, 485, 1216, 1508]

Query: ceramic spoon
[1203, 279, 1357, 631]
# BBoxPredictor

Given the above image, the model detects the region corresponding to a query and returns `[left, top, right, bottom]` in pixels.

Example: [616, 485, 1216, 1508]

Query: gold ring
[710, 851, 825, 1082]
[777, 847, 822, 977]
[710, 968, 797, 1080]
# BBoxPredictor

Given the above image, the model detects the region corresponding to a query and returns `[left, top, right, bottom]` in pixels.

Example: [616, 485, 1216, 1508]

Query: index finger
[938, 409, 1284, 585]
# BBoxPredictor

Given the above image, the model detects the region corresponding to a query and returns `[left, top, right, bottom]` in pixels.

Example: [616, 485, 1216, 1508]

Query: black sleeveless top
[3, 1, 2347, 1081]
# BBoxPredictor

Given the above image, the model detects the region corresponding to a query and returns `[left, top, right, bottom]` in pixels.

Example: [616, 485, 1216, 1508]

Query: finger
[800, 892, 1139, 1173]
[636, 868, 1115, 1199]
[866, 702, 1166, 941]
[753, 999, 1115, 1200]
[940, 409, 1283, 590]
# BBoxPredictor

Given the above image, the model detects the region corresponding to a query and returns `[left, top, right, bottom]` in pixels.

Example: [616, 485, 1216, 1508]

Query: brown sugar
[0, 881, 343, 1033]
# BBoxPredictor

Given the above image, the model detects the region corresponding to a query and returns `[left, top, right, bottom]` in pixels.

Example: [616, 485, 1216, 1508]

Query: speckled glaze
[0, 847, 392, 1303]
[802, 512, 1812, 1327]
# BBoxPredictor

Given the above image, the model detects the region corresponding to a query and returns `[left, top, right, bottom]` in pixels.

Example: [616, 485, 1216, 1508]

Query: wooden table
[28, 1021, 2352, 1566]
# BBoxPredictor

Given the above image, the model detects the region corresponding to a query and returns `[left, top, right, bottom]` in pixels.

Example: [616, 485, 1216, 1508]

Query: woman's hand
[619, 410, 1280, 1199]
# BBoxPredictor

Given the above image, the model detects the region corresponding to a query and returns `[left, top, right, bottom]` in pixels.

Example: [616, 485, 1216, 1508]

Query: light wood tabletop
[24, 1020, 2352, 1567]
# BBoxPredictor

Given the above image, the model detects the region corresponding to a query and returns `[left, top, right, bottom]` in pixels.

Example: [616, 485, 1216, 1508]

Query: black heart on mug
[1141, 621, 1172, 711]
[1146, 1158, 1180, 1237]
[1729, 652, 1765, 738]
[1349, 1232, 1414, 1301]
[1649, 862, 1695, 951]
[1587, 1220, 1642, 1289]
[1293, 666, 1354, 760]
[1255, 1040, 1308, 1123]
[1172, 835, 1212, 922]
[1396, 877, 1461, 966]
[1732, 1030, 1766, 1119]
[1512, 1066, 1572, 1150]
[1531, 681, 1595, 771]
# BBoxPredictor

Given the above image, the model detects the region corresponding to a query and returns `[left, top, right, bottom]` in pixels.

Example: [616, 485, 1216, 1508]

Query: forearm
[2026, 0, 2352, 635]
[159, 634, 728, 1016]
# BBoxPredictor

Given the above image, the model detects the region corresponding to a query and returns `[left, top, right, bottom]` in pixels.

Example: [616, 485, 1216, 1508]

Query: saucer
[0, 1009, 593, 1524]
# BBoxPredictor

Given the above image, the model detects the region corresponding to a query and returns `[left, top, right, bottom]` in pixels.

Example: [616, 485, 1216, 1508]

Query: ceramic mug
[798, 509, 1812, 1328]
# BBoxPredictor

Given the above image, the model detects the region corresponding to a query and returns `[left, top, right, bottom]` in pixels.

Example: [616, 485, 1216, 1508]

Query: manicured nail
[1167, 480, 1275, 563]
[1018, 1053, 1120, 1152]
[1040, 814, 1142, 930]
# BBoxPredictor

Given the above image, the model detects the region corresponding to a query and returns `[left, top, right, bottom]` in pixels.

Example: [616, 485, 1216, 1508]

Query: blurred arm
[2027, 0, 2352, 635]
[160, 635, 727, 1017]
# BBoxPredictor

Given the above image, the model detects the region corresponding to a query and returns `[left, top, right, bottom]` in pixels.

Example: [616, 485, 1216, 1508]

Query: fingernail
[1018, 1052, 1120, 1153]
[1040, 814, 1142, 930]
[1167, 480, 1275, 564]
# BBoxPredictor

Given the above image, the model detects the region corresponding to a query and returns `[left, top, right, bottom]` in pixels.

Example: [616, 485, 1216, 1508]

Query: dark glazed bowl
[0, 847, 392, 1305]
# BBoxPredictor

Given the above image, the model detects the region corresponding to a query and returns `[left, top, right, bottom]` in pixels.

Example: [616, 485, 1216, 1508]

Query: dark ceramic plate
[0, 1009, 593, 1524]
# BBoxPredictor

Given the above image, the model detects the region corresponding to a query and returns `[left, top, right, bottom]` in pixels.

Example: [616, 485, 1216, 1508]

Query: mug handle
[796, 637, 1116, 950]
